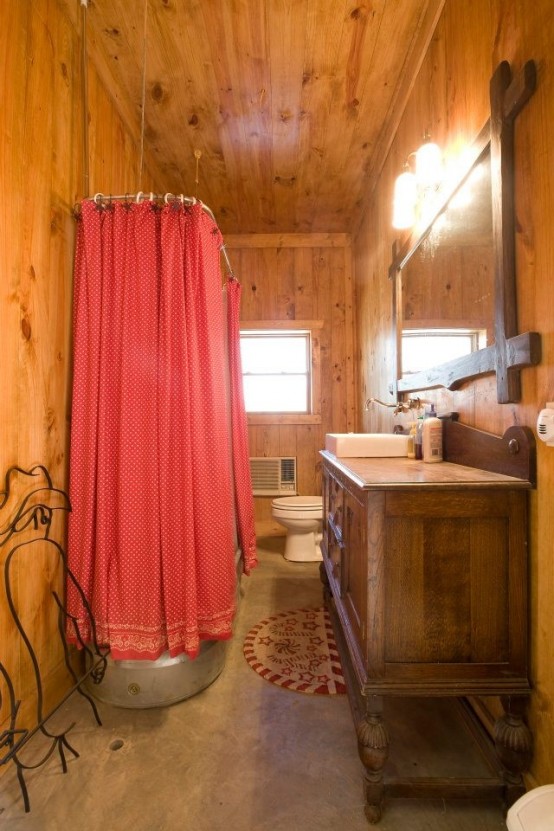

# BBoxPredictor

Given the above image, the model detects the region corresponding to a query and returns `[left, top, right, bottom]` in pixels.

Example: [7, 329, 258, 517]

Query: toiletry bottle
[407, 422, 416, 459]
[422, 409, 443, 463]
[414, 416, 424, 460]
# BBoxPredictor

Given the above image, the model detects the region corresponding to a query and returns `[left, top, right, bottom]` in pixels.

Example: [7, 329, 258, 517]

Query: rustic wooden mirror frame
[389, 60, 541, 404]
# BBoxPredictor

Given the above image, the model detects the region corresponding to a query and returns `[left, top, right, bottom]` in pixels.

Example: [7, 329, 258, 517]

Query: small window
[240, 330, 311, 413]
[402, 328, 486, 377]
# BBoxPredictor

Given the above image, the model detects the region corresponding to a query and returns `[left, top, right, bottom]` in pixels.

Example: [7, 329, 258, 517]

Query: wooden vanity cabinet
[320, 435, 534, 825]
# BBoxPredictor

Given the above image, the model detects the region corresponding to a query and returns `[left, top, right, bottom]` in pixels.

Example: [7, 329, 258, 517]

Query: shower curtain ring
[135, 191, 144, 203]
[93, 193, 104, 205]
[164, 193, 174, 204]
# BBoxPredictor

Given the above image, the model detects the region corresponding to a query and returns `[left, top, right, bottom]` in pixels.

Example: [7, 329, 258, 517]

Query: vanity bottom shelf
[327, 599, 527, 825]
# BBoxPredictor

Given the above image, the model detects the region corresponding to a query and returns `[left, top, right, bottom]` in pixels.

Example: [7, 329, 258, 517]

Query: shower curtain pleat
[67, 200, 248, 661]
[226, 279, 257, 574]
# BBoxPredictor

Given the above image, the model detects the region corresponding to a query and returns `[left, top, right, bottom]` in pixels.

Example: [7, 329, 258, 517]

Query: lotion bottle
[422, 409, 443, 463]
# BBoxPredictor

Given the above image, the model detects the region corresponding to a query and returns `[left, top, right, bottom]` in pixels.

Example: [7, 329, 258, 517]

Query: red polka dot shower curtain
[66, 199, 256, 661]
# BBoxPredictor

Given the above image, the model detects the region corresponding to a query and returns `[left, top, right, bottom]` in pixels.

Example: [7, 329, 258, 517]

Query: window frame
[239, 320, 323, 425]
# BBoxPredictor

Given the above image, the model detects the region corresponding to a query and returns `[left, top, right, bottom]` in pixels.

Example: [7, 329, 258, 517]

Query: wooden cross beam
[491, 59, 540, 402]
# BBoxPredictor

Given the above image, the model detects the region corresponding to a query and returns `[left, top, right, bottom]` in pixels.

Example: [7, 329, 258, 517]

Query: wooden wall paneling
[0, 0, 168, 753]
[357, 197, 399, 433]
[278, 424, 298, 460]
[489, 0, 526, 67]
[146, 3, 230, 202]
[17, 7, 62, 712]
[258, 247, 278, 319]
[313, 249, 332, 434]
[212, 2, 274, 231]
[328, 247, 349, 432]
[293, 1, 350, 233]
[50, 0, 80, 468]
[267, 0, 306, 231]
[296, 423, 318, 496]
[0, 0, 26, 733]
[293, 247, 315, 323]
[512, 2, 554, 784]
[241, 249, 265, 321]
[275, 247, 296, 320]
[305, 3, 368, 227]
[226, 232, 352, 249]
[354, 0, 554, 788]
[344, 245, 357, 431]
[442, 1, 492, 139]
[19, 5, 54, 459]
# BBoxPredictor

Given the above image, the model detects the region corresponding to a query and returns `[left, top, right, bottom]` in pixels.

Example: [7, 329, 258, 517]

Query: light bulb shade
[392, 170, 417, 229]
[415, 140, 442, 187]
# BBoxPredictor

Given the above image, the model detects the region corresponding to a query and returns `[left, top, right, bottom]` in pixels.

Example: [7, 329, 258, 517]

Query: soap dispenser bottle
[422, 405, 443, 463]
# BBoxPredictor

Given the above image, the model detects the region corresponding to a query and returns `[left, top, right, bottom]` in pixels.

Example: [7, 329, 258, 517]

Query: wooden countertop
[320, 450, 532, 491]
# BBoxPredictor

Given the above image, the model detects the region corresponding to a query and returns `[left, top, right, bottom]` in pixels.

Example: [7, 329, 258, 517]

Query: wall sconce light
[392, 132, 442, 230]
[392, 162, 417, 230]
[415, 132, 442, 188]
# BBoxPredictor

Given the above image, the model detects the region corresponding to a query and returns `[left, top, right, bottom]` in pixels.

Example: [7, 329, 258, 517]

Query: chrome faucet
[364, 396, 423, 416]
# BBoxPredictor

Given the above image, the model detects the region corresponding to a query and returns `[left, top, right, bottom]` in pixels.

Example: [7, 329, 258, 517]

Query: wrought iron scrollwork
[0, 465, 109, 812]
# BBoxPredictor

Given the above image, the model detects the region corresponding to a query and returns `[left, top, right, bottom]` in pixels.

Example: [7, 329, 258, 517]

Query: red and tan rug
[243, 606, 346, 695]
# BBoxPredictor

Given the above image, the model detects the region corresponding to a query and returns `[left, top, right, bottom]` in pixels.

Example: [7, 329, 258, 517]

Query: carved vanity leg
[494, 695, 533, 808]
[357, 695, 389, 824]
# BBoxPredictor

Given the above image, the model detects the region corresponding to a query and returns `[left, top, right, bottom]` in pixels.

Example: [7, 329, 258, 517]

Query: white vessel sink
[325, 433, 409, 457]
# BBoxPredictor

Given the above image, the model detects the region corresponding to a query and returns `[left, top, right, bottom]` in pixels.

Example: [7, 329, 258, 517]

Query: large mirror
[390, 60, 540, 404]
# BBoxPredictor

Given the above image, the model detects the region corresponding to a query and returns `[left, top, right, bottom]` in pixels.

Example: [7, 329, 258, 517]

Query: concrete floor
[1, 537, 508, 830]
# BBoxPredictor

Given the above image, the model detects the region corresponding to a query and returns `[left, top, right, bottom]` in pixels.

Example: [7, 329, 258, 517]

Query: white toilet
[271, 495, 323, 562]
[506, 785, 554, 830]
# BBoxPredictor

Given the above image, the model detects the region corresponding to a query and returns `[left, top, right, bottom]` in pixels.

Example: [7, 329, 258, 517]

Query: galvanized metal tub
[85, 638, 227, 709]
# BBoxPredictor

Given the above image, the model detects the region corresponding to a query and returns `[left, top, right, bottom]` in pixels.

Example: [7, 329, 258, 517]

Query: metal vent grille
[249, 457, 297, 496]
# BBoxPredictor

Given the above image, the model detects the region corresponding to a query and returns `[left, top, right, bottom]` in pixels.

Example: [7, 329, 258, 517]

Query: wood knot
[21, 316, 32, 341]
[151, 83, 164, 103]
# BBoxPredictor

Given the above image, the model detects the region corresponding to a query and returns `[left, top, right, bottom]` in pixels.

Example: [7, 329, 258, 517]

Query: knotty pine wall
[354, 0, 554, 787]
[0, 0, 163, 740]
[225, 234, 356, 531]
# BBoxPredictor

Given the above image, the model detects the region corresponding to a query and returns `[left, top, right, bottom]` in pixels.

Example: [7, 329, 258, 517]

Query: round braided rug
[243, 606, 346, 695]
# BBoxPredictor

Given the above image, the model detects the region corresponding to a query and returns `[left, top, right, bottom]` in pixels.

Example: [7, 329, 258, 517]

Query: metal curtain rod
[83, 192, 236, 279]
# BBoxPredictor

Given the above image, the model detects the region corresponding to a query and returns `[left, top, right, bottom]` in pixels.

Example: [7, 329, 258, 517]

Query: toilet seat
[272, 496, 323, 511]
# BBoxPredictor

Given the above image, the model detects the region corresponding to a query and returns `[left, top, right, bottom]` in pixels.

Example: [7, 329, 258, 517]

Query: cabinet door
[382, 489, 528, 692]
[342, 488, 368, 660]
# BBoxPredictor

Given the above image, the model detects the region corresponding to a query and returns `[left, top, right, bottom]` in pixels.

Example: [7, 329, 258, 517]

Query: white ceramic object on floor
[506, 785, 554, 830]
[271, 495, 323, 562]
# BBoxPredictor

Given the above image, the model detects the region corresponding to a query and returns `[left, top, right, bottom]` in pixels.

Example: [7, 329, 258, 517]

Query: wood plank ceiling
[60, 0, 444, 234]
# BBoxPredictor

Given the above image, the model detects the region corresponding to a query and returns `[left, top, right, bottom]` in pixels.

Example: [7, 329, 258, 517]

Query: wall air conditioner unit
[249, 457, 297, 496]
